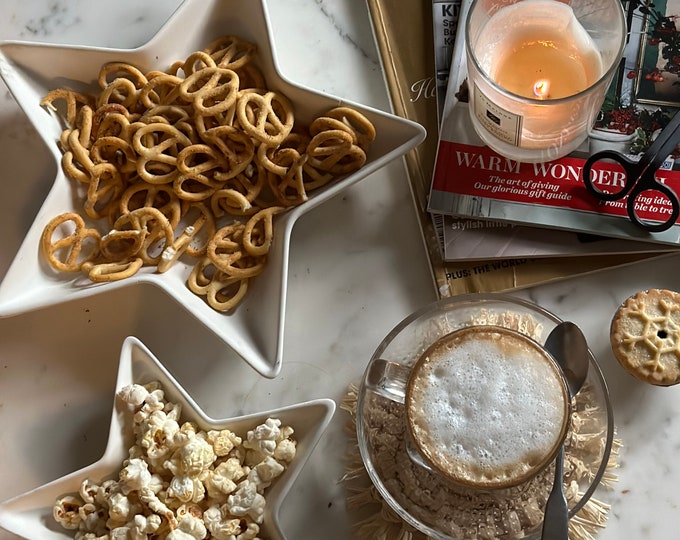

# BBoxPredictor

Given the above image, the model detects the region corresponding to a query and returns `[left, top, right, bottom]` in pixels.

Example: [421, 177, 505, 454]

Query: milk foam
[406, 327, 568, 487]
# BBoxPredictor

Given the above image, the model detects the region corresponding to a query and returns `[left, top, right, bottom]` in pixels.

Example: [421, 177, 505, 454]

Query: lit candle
[488, 13, 602, 100]
[465, 0, 626, 162]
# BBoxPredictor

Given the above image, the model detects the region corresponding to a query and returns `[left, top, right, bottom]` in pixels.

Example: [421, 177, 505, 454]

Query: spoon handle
[541, 448, 569, 540]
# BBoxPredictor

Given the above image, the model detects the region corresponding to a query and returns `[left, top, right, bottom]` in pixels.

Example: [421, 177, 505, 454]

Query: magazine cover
[429, 0, 680, 246]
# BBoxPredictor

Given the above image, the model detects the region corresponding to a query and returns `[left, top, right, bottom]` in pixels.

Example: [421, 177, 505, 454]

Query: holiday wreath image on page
[429, 0, 680, 246]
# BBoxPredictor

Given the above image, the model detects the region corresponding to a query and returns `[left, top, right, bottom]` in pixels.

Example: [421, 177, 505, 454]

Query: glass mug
[364, 324, 571, 491]
[355, 294, 614, 539]
[465, 0, 627, 162]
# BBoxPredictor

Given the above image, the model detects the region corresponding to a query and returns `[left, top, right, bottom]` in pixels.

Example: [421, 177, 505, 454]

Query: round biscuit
[610, 288, 680, 386]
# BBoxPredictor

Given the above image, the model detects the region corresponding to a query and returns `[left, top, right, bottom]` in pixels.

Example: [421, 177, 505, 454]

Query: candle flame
[533, 79, 550, 99]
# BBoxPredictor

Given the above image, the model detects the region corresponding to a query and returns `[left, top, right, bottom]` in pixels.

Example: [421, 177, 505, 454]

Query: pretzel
[178, 67, 240, 116]
[83, 258, 144, 282]
[243, 206, 285, 257]
[40, 212, 101, 272]
[84, 162, 126, 220]
[199, 125, 255, 181]
[236, 91, 294, 146]
[264, 149, 309, 207]
[180, 201, 216, 257]
[119, 183, 182, 229]
[41, 88, 95, 127]
[132, 122, 193, 184]
[324, 106, 376, 150]
[186, 255, 218, 296]
[99, 229, 144, 261]
[138, 73, 183, 109]
[186, 256, 249, 312]
[157, 225, 197, 273]
[205, 274, 249, 312]
[210, 188, 253, 217]
[204, 35, 257, 71]
[62, 128, 95, 183]
[112, 207, 174, 265]
[180, 51, 218, 77]
[90, 135, 137, 176]
[306, 129, 366, 174]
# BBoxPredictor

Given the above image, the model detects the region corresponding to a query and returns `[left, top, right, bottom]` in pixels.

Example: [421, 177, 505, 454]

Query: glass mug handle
[364, 358, 437, 472]
[364, 358, 412, 404]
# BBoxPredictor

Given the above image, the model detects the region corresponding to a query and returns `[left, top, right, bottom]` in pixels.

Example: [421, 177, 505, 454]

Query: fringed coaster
[341, 383, 621, 540]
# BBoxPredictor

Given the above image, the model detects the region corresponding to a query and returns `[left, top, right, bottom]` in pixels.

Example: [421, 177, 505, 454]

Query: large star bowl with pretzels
[0, 0, 425, 377]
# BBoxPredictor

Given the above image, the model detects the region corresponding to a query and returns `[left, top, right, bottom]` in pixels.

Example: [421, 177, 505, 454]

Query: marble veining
[1, 0, 679, 539]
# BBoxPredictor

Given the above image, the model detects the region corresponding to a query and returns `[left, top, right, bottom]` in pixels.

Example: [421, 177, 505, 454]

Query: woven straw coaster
[340, 383, 621, 540]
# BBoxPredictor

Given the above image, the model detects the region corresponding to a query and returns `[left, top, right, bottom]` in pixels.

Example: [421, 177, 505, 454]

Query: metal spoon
[541, 321, 590, 540]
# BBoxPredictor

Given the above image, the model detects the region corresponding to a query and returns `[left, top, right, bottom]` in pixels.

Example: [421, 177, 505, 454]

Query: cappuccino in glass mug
[405, 325, 570, 489]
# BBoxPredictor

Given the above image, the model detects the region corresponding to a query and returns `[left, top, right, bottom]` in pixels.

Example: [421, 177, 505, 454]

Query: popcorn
[204, 504, 261, 540]
[207, 428, 242, 457]
[53, 380, 296, 540]
[226, 479, 266, 523]
[243, 418, 281, 457]
[119, 457, 152, 494]
[53, 495, 82, 529]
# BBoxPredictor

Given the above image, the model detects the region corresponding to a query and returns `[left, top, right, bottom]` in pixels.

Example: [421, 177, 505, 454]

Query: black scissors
[583, 111, 680, 232]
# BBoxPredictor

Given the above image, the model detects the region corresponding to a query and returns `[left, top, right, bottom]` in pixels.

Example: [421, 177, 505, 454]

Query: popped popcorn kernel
[207, 428, 242, 456]
[53, 495, 83, 529]
[53, 381, 296, 540]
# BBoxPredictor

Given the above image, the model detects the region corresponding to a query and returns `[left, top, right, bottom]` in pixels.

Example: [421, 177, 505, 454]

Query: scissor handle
[626, 175, 680, 232]
[582, 150, 639, 201]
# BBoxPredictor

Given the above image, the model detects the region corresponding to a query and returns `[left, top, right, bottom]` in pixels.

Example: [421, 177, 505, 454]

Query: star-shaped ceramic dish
[0, 0, 426, 378]
[0, 335, 336, 539]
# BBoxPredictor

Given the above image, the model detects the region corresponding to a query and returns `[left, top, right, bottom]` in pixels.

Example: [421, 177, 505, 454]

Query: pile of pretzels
[39, 35, 376, 312]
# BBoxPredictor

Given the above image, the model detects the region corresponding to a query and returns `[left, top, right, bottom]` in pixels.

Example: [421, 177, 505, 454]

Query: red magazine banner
[432, 140, 680, 223]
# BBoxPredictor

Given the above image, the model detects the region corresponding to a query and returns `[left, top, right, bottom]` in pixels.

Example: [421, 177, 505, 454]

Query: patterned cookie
[610, 289, 680, 386]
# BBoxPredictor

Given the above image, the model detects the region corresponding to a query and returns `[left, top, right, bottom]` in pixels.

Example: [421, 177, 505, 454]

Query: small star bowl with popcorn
[0, 336, 336, 540]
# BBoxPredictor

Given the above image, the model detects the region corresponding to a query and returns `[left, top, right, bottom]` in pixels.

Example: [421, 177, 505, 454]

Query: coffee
[405, 325, 570, 489]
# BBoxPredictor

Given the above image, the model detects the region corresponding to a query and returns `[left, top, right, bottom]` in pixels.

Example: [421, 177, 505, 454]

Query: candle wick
[533, 79, 550, 99]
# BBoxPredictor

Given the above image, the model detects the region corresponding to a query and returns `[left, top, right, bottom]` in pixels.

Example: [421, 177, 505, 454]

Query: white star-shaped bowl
[0, 0, 425, 378]
[0, 335, 336, 540]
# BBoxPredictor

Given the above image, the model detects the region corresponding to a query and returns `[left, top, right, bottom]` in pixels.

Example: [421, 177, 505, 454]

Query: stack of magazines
[366, 0, 678, 297]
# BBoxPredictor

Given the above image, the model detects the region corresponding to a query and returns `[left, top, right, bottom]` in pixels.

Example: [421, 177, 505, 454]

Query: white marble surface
[0, 1, 679, 539]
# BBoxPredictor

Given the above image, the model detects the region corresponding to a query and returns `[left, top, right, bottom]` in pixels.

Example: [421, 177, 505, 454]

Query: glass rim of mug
[464, 0, 628, 105]
[404, 324, 572, 491]
[356, 293, 615, 540]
